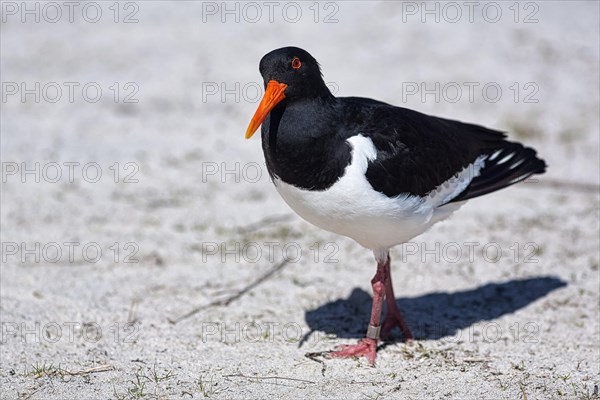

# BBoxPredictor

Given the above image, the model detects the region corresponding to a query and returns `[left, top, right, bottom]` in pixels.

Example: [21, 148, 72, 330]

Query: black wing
[342, 100, 546, 202]
[449, 141, 546, 203]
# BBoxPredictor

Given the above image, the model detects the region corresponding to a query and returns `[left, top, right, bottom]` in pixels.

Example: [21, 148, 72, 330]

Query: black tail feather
[449, 141, 546, 203]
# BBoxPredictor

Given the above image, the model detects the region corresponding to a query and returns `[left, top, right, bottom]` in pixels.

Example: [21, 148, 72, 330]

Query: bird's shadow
[300, 276, 566, 346]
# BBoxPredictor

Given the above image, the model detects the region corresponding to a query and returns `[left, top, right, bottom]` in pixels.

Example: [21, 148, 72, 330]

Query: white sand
[1, 1, 599, 399]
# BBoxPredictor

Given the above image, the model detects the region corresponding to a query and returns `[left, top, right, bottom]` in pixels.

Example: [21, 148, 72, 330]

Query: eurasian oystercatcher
[245, 47, 546, 364]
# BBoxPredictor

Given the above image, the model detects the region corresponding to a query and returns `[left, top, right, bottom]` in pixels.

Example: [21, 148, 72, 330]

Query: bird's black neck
[260, 96, 352, 191]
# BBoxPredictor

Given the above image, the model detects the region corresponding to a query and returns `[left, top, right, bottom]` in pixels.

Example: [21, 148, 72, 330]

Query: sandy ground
[1, 1, 599, 399]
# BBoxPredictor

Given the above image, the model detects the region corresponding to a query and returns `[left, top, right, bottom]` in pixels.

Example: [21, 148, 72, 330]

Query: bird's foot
[329, 338, 378, 365]
[381, 310, 414, 342]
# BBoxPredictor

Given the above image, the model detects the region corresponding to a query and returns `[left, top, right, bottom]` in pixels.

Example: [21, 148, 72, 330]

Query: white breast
[273, 135, 484, 251]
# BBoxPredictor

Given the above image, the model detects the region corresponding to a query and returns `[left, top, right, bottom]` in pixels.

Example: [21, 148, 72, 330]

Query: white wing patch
[422, 154, 487, 207]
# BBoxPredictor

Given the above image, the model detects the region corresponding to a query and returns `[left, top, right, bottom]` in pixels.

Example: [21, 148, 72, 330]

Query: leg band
[366, 324, 381, 340]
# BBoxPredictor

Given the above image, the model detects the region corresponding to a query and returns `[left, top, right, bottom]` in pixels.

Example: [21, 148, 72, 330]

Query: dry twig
[168, 259, 289, 324]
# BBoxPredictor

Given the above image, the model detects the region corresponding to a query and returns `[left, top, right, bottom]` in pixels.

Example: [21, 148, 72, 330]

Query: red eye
[291, 57, 301, 69]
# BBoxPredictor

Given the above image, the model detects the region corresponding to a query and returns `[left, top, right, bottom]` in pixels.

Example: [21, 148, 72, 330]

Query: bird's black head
[259, 47, 330, 100]
[245, 47, 332, 139]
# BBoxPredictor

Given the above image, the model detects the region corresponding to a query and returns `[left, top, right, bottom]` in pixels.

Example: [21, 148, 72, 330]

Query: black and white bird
[245, 47, 546, 364]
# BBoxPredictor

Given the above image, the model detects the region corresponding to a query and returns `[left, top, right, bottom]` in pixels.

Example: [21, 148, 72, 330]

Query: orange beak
[245, 80, 288, 139]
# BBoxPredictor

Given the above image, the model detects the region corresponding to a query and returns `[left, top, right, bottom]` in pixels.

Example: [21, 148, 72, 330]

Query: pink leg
[329, 252, 414, 364]
[381, 254, 413, 341]
[329, 256, 387, 365]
